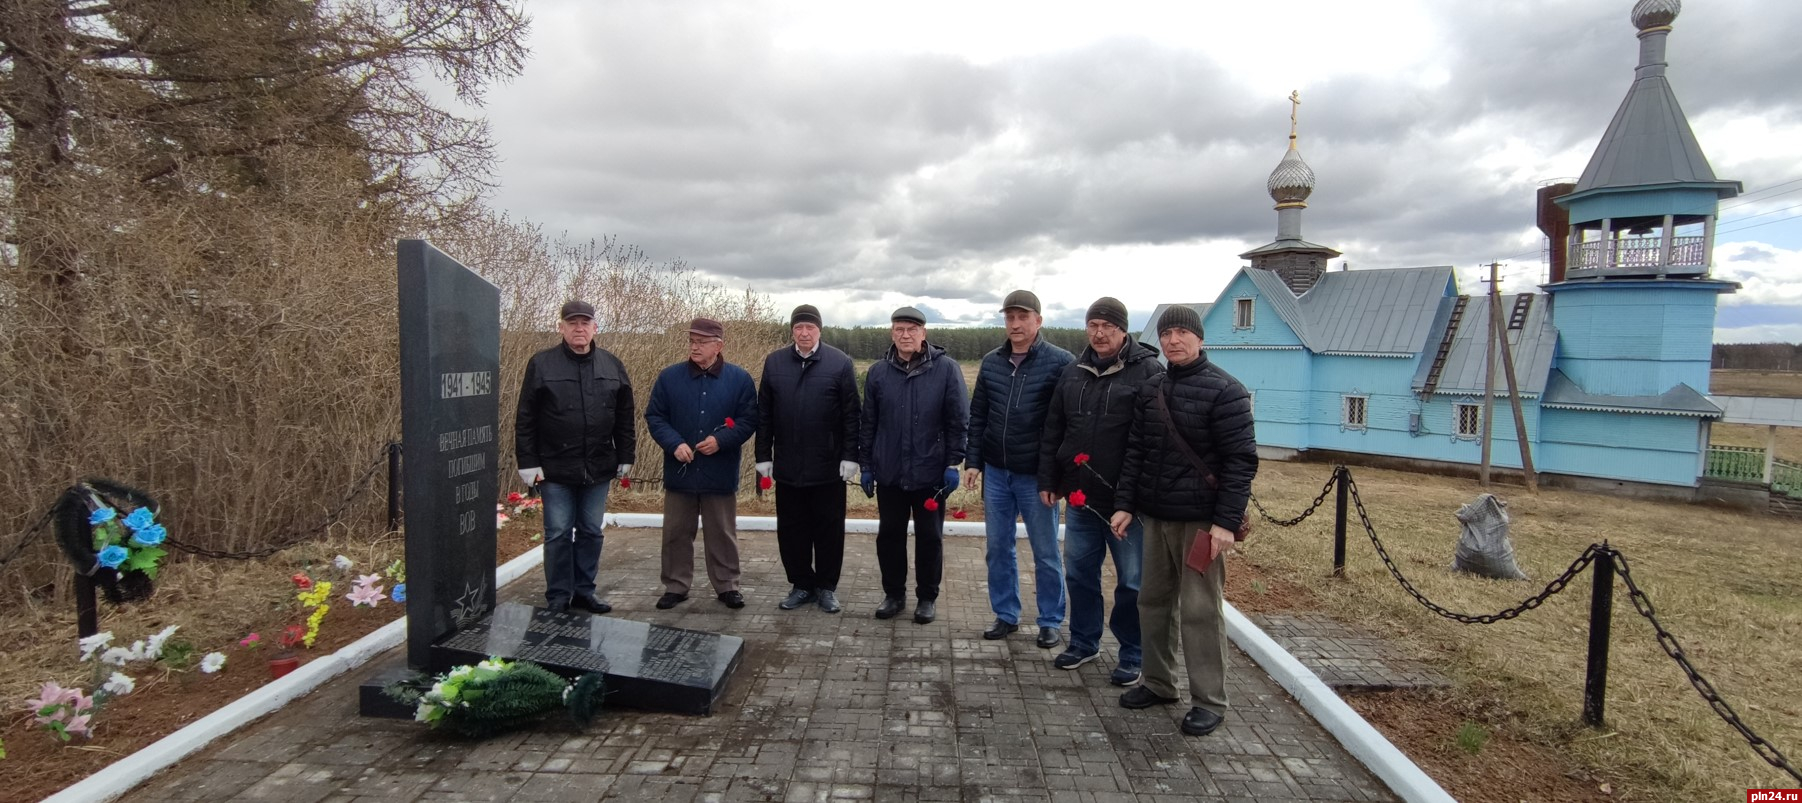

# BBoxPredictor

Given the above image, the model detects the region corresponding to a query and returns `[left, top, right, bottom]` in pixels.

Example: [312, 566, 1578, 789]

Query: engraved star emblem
[452, 581, 488, 627]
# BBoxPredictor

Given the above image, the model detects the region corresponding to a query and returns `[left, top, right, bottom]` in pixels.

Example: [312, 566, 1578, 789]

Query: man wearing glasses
[513, 300, 636, 614]
[645, 317, 760, 610]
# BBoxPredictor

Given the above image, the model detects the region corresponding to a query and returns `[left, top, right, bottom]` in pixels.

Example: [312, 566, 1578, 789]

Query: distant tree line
[821, 327, 1091, 361]
[1713, 343, 1802, 371]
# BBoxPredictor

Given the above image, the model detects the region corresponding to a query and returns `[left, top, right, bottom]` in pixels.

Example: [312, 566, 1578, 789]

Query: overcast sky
[467, 0, 1802, 342]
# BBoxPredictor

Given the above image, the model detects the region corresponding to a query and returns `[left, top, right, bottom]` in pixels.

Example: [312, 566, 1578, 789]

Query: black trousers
[774, 481, 847, 591]
[875, 485, 944, 602]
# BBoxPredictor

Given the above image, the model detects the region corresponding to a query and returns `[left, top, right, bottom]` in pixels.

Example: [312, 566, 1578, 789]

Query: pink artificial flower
[63, 712, 92, 737]
[27, 681, 79, 715]
[346, 575, 386, 607]
[240, 633, 261, 648]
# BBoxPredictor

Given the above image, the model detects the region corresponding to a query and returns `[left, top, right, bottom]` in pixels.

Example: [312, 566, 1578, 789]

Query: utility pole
[1488, 262, 1540, 492]
[1480, 263, 1497, 487]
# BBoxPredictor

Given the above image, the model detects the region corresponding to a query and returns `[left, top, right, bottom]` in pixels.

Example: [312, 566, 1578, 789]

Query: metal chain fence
[1612, 550, 1801, 783]
[0, 507, 56, 568]
[164, 445, 391, 561]
[1250, 469, 1339, 527]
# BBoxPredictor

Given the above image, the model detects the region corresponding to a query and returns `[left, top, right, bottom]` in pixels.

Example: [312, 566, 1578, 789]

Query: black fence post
[1583, 544, 1616, 727]
[387, 441, 403, 533]
[1332, 466, 1348, 577]
[75, 571, 98, 641]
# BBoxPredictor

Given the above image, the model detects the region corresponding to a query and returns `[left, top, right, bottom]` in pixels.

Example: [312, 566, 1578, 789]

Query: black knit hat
[891, 306, 927, 325]
[790, 304, 822, 327]
[1156, 304, 1203, 336]
[1085, 297, 1129, 332]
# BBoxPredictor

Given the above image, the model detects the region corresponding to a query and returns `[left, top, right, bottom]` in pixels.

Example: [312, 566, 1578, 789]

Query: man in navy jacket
[755, 304, 861, 614]
[859, 306, 967, 624]
[644, 317, 760, 610]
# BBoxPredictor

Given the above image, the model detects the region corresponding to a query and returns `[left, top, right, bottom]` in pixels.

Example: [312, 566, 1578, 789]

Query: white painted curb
[56, 518, 1445, 803]
[45, 545, 549, 803]
[1225, 602, 1456, 803]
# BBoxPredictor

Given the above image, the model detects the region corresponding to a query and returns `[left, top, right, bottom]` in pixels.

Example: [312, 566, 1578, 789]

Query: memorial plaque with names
[398, 240, 500, 668]
[433, 603, 745, 716]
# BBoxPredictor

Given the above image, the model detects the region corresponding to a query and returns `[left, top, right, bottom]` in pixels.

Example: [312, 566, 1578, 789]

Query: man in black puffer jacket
[755, 304, 861, 614]
[1037, 297, 1165, 686]
[965, 290, 1075, 648]
[515, 300, 638, 614]
[1110, 304, 1257, 738]
[859, 307, 968, 625]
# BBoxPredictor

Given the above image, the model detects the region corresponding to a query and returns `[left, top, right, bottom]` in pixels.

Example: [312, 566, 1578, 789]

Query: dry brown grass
[1711, 369, 1802, 398]
[1239, 459, 1802, 802]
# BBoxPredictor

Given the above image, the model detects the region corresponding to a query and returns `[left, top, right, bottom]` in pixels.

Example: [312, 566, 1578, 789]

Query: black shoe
[573, 596, 612, 614]
[816, 589, 841, 614]
[1119, 686, 1179, 710]
[874, 597, 905, 619]
[913, 600, 936, 624]
[982, 619, 1019, 640]
[656, 592, 688, 610]
[1109, 665, 1143, 687]
[778, 587, 816, 610]
[1181, 707, 1224, 736]
[718, 590, 745, 609]
[1053, 649, 1097, 670]
[1036, 626, 1063, 649]
[546, 598, 570, 613]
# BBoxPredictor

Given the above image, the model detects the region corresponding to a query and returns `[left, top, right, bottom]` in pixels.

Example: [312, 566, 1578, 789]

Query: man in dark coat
[755, 304, 861, 614]
[1110, 304, 1257, 737]
[644, 317, 760, 610]
[964, 289, 1075, 648]
[859, 306, 968, 625]
[1038, 297, 1164, 686]
[514, 300, 637, 614]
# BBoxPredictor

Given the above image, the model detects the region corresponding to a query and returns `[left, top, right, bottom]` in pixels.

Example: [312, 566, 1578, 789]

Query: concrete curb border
[52, 515, 1448, 803]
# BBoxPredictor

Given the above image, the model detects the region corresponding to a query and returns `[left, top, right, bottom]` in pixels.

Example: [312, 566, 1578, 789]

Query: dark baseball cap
[559, 300, 596, 321]
[1000, 289, 1041, 314]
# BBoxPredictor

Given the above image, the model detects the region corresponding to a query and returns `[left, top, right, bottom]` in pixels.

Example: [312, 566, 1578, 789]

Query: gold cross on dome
[1288, 90, 1301, 143]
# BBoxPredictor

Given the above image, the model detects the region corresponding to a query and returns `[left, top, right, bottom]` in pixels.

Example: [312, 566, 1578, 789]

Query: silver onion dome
[1631, 0, 1680, 30]
[1267, 146, 1316, 205]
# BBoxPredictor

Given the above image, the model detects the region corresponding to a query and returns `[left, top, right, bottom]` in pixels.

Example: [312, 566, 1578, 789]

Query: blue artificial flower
[88, 507, 117, 526]
[130, 524, 167, 547]
[97, 545, 130, 570]
[123, 507, 156, 532]
[391, 583, 407, 603]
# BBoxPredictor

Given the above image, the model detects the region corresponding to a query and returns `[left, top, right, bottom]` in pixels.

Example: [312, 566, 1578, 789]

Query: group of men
[512, 292, 1257, 737]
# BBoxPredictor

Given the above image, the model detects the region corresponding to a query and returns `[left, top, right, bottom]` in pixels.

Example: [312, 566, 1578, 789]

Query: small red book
[1185, 528, 1215, 574]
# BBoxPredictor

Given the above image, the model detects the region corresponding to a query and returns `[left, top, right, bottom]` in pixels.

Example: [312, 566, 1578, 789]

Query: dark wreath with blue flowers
[52, 479, 168, 603]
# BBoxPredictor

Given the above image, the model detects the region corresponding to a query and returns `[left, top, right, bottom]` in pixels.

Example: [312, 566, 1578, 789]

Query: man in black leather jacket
[514, 300, 637, 614]
[1110, 303, 1257, 737]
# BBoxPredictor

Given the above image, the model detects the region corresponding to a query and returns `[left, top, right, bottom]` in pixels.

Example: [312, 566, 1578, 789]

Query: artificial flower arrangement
[28, 626, 226, 743]
[51, 479, 169, 603]
[381, 657, 607, 738]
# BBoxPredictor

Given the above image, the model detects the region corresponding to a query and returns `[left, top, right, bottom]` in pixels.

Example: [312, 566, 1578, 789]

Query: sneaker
[656, 592, 688, 610]
[913, 600, 936, 624]
[1119, 686, 1179, 710]
[1109, 665, 1143, 687]
[1053, 649, 1098, 670]
[816, 589, 842, 614]
[874, 597, 905, 619]
[778, 587, 816, 610]
[1181, 706, 1224, 736]
[718, 590, 745, 609]
[1036, 626, 1063, 649]
[573, 596, 612, 615]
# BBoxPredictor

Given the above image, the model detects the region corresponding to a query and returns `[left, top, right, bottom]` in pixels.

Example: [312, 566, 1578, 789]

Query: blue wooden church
[1155, 0, 1736, 491]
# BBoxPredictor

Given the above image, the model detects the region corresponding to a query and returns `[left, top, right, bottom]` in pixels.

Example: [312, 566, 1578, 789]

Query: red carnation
[279, 624, 306, 648]
[1073, 453, 1091, 466]
[291, 573, 313, 590]
[1069, 490, 1088, 507]
[758, 476, 773, 490]
[724, 417, 735, 428]
[952, 509, 968, 519]
[507, 491, 524, 504]
[923, 498, 939, 511]
[619, 478, 631, 488]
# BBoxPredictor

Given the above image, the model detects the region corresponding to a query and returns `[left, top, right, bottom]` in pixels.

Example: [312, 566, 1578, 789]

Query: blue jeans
[540, 481, 611, 604]
[1063, 505, 1142, 668]
[983, 465, 1065, 628]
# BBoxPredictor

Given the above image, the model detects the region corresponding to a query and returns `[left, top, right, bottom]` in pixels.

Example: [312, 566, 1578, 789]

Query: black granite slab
[431, 603, 744, 716]
[397, 240, 501, 668]
[357, 659, 419, 719]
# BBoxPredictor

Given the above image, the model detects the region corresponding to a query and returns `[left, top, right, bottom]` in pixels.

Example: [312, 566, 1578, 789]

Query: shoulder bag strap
[1152, 378, 1220, 490]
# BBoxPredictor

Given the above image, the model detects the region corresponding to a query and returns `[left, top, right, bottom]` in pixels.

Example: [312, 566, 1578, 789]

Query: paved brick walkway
[1244, 613, 1449, 691]
[132, 528, 1398, 802]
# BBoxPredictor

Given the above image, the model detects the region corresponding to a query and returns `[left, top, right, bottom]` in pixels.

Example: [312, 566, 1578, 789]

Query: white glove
[839, 460, 859, 483]
[616, 464, 632, 479]
[517, 467, 543, 486]
[755, 461, 773, 476]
